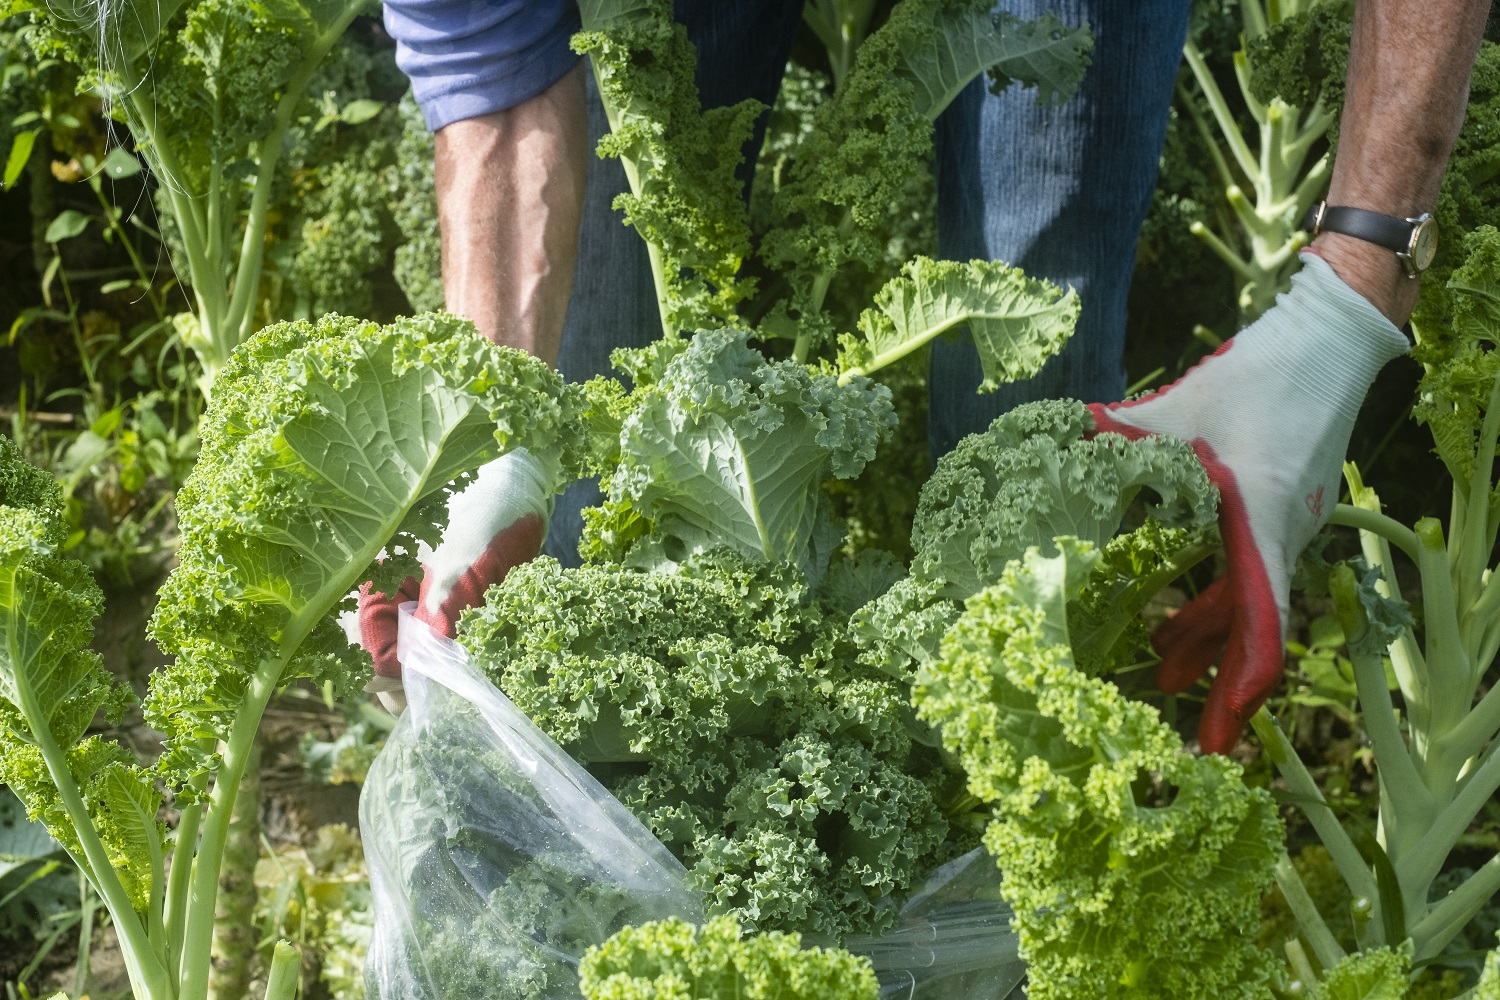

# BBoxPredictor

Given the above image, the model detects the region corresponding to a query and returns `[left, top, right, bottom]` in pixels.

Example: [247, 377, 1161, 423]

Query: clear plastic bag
[842, 848, 1027, 1000]
[361, 608, 703, 1000]
[361, 609, 1026, 1000]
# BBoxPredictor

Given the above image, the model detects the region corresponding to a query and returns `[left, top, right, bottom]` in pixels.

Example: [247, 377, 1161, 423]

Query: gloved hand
[358, 448, 552, 711]
[1088, 252, 1409, 754]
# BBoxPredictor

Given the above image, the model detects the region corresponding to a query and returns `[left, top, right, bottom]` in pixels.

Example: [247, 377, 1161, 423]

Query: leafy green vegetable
[596, 329, 895, 573]
[913, 540, 1283, 1000]
[1, 314, 583, 1000]
[365, 694, 688, 1000]
[7, 0, 370, 390]
[837, 258, 1080, 392]
[578, 916, 879, 1000]
[1478, 936, 1500, 1000]
[760, 0, 1089, 354]
[854, 399, 1217, 676]
[1309, 948, 1407, 1000]
[460, 550, 968, 940]
[578, 0, 1091, 373]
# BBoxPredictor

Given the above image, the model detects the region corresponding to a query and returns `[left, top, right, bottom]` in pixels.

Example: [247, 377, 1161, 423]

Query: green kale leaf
[913, 540, 1284, 1000]
[460, 551, 967, 939]
[603, 329, 895, 571]
[579, 915, 880, 1000]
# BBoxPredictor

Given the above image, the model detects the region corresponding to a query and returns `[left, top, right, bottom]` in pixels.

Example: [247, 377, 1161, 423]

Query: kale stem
[15, 687, 170, 1000]
[1328, 504, 1420, 562]
[177, 653, 290, 1000]
[1274, 854, 1346, 971]
[1410, 851, 1500, 960]
[1251, 709, 1378, 903]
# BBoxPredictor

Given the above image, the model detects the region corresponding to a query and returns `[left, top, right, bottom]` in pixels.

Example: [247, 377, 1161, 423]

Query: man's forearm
[1312, 0, 1491, 324]
[434, 64, 589, 362]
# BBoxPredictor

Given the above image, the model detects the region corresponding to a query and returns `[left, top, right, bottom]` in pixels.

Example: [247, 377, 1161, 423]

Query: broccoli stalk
[0, 314, 585, 1000]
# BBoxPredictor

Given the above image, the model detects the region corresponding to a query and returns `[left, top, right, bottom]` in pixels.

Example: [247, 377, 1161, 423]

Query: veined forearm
[434, 64, 589, 363]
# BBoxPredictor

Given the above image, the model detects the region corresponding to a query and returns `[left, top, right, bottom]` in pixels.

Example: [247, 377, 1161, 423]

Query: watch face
[1411, 216, 1439, 271]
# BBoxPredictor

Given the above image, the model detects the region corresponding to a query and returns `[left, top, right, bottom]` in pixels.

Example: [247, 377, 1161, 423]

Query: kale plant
[0, 314, 584, 1000]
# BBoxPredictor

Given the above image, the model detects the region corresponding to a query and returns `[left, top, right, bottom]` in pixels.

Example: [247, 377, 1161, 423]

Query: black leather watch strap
[1306, 204, 1412, 253]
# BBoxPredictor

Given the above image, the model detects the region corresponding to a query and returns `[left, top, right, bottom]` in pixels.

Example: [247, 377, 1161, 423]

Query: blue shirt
[382, 0, 582, 131]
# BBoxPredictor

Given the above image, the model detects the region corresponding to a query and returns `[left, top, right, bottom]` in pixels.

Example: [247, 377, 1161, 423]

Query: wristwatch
[1304, 202, 1439, 278]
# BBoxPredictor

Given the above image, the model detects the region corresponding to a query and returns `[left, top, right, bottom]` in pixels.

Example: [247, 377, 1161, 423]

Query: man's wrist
[1308, 231, 1418, 328]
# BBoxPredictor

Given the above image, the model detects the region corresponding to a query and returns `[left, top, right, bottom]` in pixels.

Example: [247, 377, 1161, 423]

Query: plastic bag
[842, 848, 1027, 999]
[361, 609, 1026, 1000]
[361, 608, 703, 1000]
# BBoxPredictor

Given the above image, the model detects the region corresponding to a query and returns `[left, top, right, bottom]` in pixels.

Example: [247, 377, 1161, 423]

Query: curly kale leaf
[574, 0, 760, 335]
[913, 540, 1284, 1000]
[460, 552, 965, 939]
[605, 329, 895, 571]
[839, 257, 1079, 391]
[1246, 1, 1352, 120]
[1066, 519, 1220, 677]
[908, 399, 1217, 598]
[1309, 947, 1408, 1000]
[852, 401, 1217, 679]
[1478, 934, 1500, 1000]
[1414, 228, 1500, 486]
[146, 313, 585, 782]
[0, 437, 161, 909]
[388, 92, 444, 313]
[579, 915, 879, 1000]
[760, 0, 1089, 343]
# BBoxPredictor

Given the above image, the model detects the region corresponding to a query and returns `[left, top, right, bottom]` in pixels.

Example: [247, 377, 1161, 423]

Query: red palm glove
[1088, 253, 1407, 753]
[357, 448, 551, 692]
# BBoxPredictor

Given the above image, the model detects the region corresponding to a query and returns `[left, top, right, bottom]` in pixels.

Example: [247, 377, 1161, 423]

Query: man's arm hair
[1312, 0, 1492, 324]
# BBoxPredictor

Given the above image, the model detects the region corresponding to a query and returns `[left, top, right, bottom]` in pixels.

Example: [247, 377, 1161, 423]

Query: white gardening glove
[1089, 252, 1409, 753]
[357, 448, 552, 708]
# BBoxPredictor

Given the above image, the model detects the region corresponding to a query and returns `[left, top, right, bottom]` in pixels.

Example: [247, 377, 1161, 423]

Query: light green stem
[1252, 709, 1378, 903]
[1414, 519, 1471, 731]
[1189, 222, 1256, 280]
[1457, 375, 1500, 612]
[263, 941, 302, 1000]
[1442, 679, 1500, 762]
[1183, 41, 1258, 180]
[1400, 740, 1500, 899]
[1410, 852, 1500, 960]
[1275, 854, 1346, 971]
[165, 796, 204, 985]
[177, 653, 294, 1000]
[223, 9, 363, 349]
[16, 694, 170, 1000]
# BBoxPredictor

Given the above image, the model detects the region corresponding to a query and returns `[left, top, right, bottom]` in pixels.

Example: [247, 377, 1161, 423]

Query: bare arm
[1312, 0, 1491, 325]
[434, 64, 589, 361]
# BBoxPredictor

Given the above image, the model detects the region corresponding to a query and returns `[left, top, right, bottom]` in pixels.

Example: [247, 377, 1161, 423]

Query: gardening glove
[357, 448, 552, 711]
[1087, 252, 1408, 755]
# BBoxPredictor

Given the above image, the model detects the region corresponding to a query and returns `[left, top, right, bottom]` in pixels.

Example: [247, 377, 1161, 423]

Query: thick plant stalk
[263, 942, 302, 1000]
[1180, 1, 1335, 323]
[209, 741, 264, 1000]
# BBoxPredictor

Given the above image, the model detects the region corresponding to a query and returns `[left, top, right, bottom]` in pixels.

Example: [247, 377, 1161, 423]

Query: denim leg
[544, 0, 804, 564]
[928, 0, 1191, 460]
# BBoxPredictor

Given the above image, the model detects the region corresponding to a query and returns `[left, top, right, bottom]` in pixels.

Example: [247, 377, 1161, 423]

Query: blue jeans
[544, 0, 1192, 564]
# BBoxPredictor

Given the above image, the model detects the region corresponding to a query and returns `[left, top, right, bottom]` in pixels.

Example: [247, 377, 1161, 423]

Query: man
[362, 0, 1492, 752]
